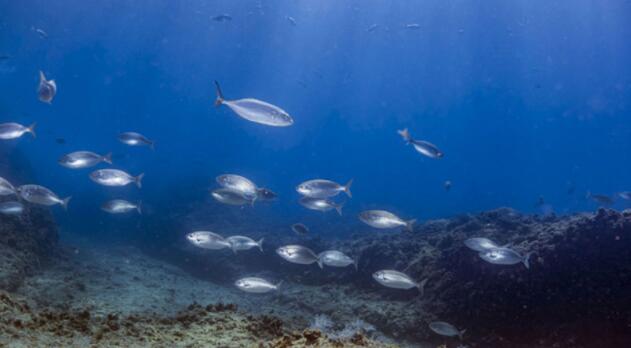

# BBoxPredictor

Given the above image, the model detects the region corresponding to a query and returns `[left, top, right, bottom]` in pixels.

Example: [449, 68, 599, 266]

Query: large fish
[90, 169, 144, 188]
[118, 132, 154, 150]
[101, 199, 141, 214]
[214, 81, 294, 127]
[372, 270, 427, 295]
[38, 71, 57, 104]
[226, 235, 264, 253]
[397, 128, 443, 159]
[17, 184, 71, 210]
[59, 151, 112, 169]
[0, 177, 16, 196]
[186, 231, 231, 250]
[318, 250, 357, 270]
[358, 210, 415, 231]
[0, 122, 36, 140]
[428, 321, 466, 340]
[296, 179, 352, 198]
[478, 247, 532, 269]
[276, 245, 321, 267]
[235, 277, 281, 294]
[299, 197, 343, 215]
[216, 174, 259, 201]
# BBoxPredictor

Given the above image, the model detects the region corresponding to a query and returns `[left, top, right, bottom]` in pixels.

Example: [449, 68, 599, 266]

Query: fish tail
[343, 179, 353, 198]
[397, 128, 411, 143]
[417, 278, 428, 296]
[136, 201, 142, 214]
[103, 152, 113, 164]
[214, 80, 225, 106]
[459, 329, 466, 340]
[135, 173, 145, 189]
[275, 280, 283, 290]
[231, 246, 237, 254]
[250, 195, 257, 206]
[334, 202, 344, 216]
[27, 122, 37, 138]
[61, 196, 72, 210]
[405, 219, 416, 232]
[523, 251, 533, 270]
[257, 238, 264, 252]
[317, 258, 324, 269]
[39, 70, 46, 82]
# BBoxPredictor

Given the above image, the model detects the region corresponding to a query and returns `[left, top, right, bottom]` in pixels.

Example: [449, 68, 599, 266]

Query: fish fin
[397, 128, 411, 143]
[257, 238, 264, 252]
[353, 255, 360, 271]
[103, 152, 113, 164]
[317, 258, 324, 269]
[39, 70, 46, 82]
[250, 195, 257, 206]
[405, 219, 416, 232]
[135, 173, 145, 189]
[343, 179, 353, 198]
[61, 196, 71, 210]
[214, 80, 225, 106]
[459, 329, 467, 340]
[27, 123, 37, 138]
[231, 246, 237, 254]
[275, 280, 283, 290]
[136, 201, 142, 214]
[417, 278, 428, 296]
[523, 251, 533, 270]
[334, 202, 344, 216]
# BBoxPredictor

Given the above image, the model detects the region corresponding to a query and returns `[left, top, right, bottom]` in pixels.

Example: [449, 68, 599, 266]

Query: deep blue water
[1, 0, 630, 243]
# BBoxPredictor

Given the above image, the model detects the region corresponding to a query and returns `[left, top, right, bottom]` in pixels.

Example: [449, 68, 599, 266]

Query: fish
[444, 180, 452, 191]
[366, 24, 379, 32]
[405, 23, 421, 30]
[37, 71, 57, 104]
[216, 174, 258, 201]
[478, 247, 532, 269]
[463, 237, 507, 252]
[33, 27, 48, 39]
[291, 223, 309, 235]
[0, 201, 24, 215]
[318, 250, 357, 270]
[428, 321, 466, 339]
[299, 197, 344, 215]
[214, 81, 294, 127]
[296, 179, 353, 198]
[235, 277, 281, 294]
[0, 54, 11, 60]
[0, 122, 36, 140]
[618, 191, 631, 200]
[101, 199, 141, 214]
[276, 245, 321, 267]
[256, 187, 277, 201]
[58, 151, 112, 169]
[0, 177, 16, 196]
[226, 236, 264, 253]
[286, 16, 297, 26]
[17, 184, 71, 210]
[358, 210, 415, 231]
[586, 192, 614, 205]
[186, 231, 231, 250]
[90, 169, 144, 188]
[211, 188, 252, 206]
[372, 270, 427, 294]
[118, 132, 154, 150]
[212, 14, 232, 22]
[397, 128, 443, 159]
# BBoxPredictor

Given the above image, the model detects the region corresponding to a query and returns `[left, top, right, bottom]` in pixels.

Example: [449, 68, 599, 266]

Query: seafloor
[1, 203, 630, 347]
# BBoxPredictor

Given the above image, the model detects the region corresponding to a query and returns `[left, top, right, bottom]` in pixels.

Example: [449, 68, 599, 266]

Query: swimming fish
[405, 23, 421, 30]
[318, 250, 357, 270]
[478, 247, 532, 269]
[90, 169, 144, 188]
[58, 151, 112, 169]
[586, 192, 614, 206]
[216, 174, 259, 201]
[358, 210, 415, 231]
[291, 223, 309, 235]
[212, 14, 232, 22]
[397, 128, 443, 159]
[235, 277, 281, 294]
[444, 180, 452, 191]
[0, 122, 36, 140]
[214, 81, 294, 127]
[372, 270, 427, 294]
[464, 237, 506, 252]
[17, 184, 71, 210]
[0, 54, 11, 61]
[101, 199, 141, 214]
[118, 132, 154, 150]
[428, 321, 466, 340]
[38, 71, 56, 104]
[0, 201, 24, 215]
[0, 177, 16, 196]
[286, 16, 297, 26]
[618, 191, 631, 200]
[296, 179, 353, 198]
[211, 188, 252, 206]
[276, 245, 321, 267]
[366, 24, 379, 32]
[33, 27, 48, 39]
[299, 197, 343, 215]
[186, 231, 231, 250]
[226, 235, 264, 253]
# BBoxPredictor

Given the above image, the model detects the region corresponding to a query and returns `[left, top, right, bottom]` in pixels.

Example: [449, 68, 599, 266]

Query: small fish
[428, 321, 466, 340]
[366, 24, 379, 32]
[0, 54, 10, 60]
[291, 223, 309, 235]
[618, 191, 631, 200]
[0, 201, 24, 215]
[444, 180, 452, 191]
[0, 177, 16, 196]
[216, 174, 258, 201]
[90, 169, 144, 188]
[397, 128, 443, 159]
[257, 187, 277, 201]
[318, 250, 357, 270]
[286, 16, 297, 26]
[276, 245, 321, 267]
[405, 23, 421, 30]
[463, 237, 506, 252]
[214, 81, 294, 127]
[33, 27, 48, 39]
[17, 184, 71, 210]
[0, 122, 36, 140]
[59, 151, 112, 169]
[118, 132, 154, 150]
[212, 14, 232, 22]
[372, 270, 427, 294]
[226, 235, 264, 253]
[38, 71, 57, 104]
[358, 210, 415, 231]
[211, 188, 252, 206]
[299, 197, 343, 215]
[586, 192, 614, 205]
[186, 231, 231, 250]
[101, 199, 141, 214]
[479, 247, 532, 269]
[235, 277, 281, 294]
[296, 179, 353, 199]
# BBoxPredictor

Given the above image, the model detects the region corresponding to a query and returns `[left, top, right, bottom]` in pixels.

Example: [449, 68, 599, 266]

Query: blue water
[1, 1, 631, 238]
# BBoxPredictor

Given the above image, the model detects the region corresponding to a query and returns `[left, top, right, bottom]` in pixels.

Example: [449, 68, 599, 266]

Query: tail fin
[135, 173, 145, 189]
[250, 195, 257, 207]
[275, 280, 283, 290]
[257, 238, 264, 252]
[523, 251, 533, 270]
[103, 152, 113, 165]
[397, 128, 411, 143]
[231, 246, 237, 254]
[214, 81, 225, 106]
[334, 202, 344, 216]
[39, 70, 46, 82]
[404, 219, 416, 232]
[317, 258, 323, 269]
[343, 179, 353, 198]
[61, 196, 71, 210]
[136, 201, 142, 214]
[27, 123, 37, 138]
[417, 278, 428, 296]
[353, 255, 360, 271]
[459, 329, 466, 340]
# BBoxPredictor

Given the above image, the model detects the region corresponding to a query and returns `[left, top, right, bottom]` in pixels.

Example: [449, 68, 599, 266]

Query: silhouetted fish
[213, 14, 232, 22]
[291, 223, 309, 235]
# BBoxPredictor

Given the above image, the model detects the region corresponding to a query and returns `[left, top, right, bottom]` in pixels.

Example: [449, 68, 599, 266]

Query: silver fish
[0, 122, 36, 140]
[101, 199, 141, 214]
[90, 169, 144, 188]
[0, 177, 16, 196]
[286, 16, 297, 26]
[429, 321, 466, 339]
[235, 277, 281, 294]
[118, 132, 154, 150]
[214, 81, 294, 127]
[38, 71, 56, 103]
[211, 188, 252, 206]
[372, 270, 427, 294]
[479, 247, 532, 269]
[405, 23, 421, 30]
[463, 237, 505, 252]
[276, 245, 321, 267]
[291, 223, 309, 235]
[59, 151, 112, 169]
[226, 235, 264, 253]
[0, 201, 24, 215]
[318, 250, 357, 270]
[17, 184, 70, 210]
[586, 192, 613, 205]
[618, 191, 631, 200]
[33, 28, 48, 39]
[366, 24, 379, 32]
[358, 210, 415, 231]
[296, 179, 353, 198]
[186, 231, 231, 250]
[216, 174, 258, 200]
[398, 128, 443, 159]
[299, 197, 343, 215]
